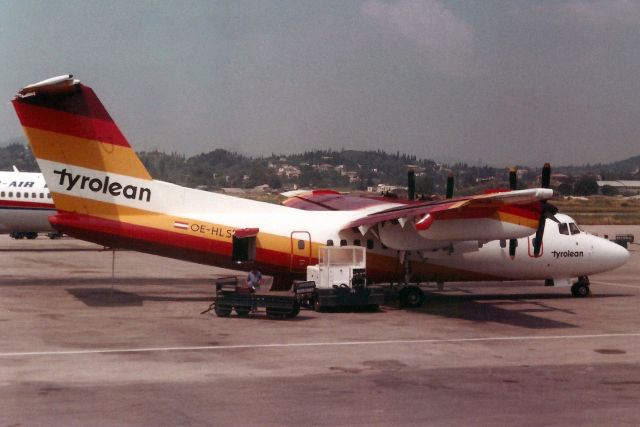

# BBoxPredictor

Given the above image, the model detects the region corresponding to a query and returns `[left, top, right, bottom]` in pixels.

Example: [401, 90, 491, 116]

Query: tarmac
[0, 225, 639, 426]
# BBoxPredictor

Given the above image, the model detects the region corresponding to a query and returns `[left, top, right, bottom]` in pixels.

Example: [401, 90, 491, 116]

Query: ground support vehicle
[305, 246, 384, 312]
[208, 277, 315, 319]
[613, 234, 634, 249]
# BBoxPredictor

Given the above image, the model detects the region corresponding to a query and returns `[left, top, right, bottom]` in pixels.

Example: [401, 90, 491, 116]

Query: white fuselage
[36, 159, 630, 284]
[0, 171, 55, 233]
[410, 214, 628, 283]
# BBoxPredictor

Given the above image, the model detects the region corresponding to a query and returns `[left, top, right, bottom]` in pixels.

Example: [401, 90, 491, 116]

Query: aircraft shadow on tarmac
[1, 276, 230, 287]
[65, 287, 317, 321]
[67, 287, 213, 307]
[408, 291, 629, 329]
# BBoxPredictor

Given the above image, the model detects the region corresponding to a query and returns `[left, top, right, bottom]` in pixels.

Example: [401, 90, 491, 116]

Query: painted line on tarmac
[591, 280, 640, 289]
[2, 332, 640, 358]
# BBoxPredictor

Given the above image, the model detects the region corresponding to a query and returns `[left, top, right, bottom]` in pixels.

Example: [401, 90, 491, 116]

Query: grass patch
[554, 196, 640, 224]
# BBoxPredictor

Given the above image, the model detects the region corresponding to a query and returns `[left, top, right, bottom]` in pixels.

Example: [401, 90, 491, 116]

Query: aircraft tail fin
[11, 75, 153, 216]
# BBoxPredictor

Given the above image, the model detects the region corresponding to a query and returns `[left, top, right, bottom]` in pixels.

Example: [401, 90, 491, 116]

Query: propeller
[532, 163, 558, 257]
[508, 167, 518, 257]
[407, 169, 416, 201]
[445, 172, 454, 199]
[508, 167, 517, 190]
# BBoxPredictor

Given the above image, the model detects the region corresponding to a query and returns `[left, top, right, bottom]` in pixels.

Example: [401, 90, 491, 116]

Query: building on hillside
[597, 180, 640, 195]
[277, 165, 301, 178]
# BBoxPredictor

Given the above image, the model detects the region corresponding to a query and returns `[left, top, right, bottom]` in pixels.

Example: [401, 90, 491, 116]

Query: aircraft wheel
[215, 305, 232, 317]
[25, 232, 38, 239]
[571, 281, 590, 298]
[400, 286, 424, 308]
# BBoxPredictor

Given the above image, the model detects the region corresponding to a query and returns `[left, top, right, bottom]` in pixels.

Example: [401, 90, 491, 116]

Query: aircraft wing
[344, 189, 551, 229]
[338, 188, 554, 247]
[282, 189, 402, 211]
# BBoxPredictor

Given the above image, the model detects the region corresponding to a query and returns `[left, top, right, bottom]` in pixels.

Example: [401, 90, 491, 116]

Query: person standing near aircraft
[247, 268, 262, 292]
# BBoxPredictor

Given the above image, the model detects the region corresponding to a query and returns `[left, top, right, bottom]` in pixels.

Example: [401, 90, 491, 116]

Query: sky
[1, 0, 639, 166]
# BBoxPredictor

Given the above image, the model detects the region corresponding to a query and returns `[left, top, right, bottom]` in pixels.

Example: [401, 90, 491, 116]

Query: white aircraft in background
[0, 166, 61, 239]
[10, 75, 629, 305]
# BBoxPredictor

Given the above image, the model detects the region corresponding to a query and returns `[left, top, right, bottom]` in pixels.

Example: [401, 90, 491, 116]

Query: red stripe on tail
[12, 85, 130, 148]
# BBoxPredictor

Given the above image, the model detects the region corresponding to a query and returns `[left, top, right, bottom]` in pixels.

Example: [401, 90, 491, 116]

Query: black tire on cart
[265, 308, 283, 319]
[286, 305, 301, 318]
[215, 305, 232, 317]
[400, 286, 424, 308]
[235, 307, 250, 316]
[313, 296, 325, 312]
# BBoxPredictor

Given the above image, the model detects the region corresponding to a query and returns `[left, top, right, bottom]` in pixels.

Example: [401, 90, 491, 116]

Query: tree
[415, 175, 434, 195]
[557, 182, 573, 196]
[574, 176, 599, 196]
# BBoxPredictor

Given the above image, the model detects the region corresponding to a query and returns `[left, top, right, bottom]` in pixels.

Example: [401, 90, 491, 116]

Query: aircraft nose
[601, 239, 630, 270]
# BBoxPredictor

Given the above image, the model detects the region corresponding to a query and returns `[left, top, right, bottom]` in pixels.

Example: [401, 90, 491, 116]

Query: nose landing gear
[571, 276, 590, 297]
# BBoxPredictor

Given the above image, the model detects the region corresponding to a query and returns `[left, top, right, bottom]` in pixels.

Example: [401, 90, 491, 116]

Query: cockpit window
[558, 223, 569, 235]
[569, 222, 580, 235]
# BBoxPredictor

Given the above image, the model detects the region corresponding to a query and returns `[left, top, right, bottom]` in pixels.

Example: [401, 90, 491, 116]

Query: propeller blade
[445, 172, 454, 199]
[541, 162, 551, 188]
[509, 238, 517, 257]
[534, 163, 554, 256]
[544, 202, 559, 219]
[408, 170, 416, 201]
[533, 202, 559, 256]
[509, 167, 517, 191]
[533, 215, 546, 257]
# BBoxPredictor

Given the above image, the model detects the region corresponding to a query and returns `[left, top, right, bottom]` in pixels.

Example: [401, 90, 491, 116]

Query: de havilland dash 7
[10, 75, 629, 302]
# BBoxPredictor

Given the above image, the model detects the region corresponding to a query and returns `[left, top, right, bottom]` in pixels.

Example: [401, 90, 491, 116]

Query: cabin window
[297, 240, 305, 250]
[569, 223, 580, 235]
[16, 192, 20, 198]
[499, 239, 506, 248]
[8, 192, 13, 197]
[32, 193, 36, 198]
[39, 193, 44, 198]
[326, 239, 334, 246]
[23, 192, 28, 198]
[0, 192, 4, 197]
[47, 193, 51, 199]
[367, 240, 374, 249]
[353, 239, 361, 246]
[340, 239, 347, 247]
[558, 223, 569, 235]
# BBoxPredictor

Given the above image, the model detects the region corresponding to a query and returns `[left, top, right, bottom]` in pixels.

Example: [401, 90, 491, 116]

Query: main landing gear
[571, 276, 590, 298]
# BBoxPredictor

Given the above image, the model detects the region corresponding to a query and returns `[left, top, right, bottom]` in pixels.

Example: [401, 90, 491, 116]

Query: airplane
[0, 166, 61, 239]
[10, 75, 629, 305]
